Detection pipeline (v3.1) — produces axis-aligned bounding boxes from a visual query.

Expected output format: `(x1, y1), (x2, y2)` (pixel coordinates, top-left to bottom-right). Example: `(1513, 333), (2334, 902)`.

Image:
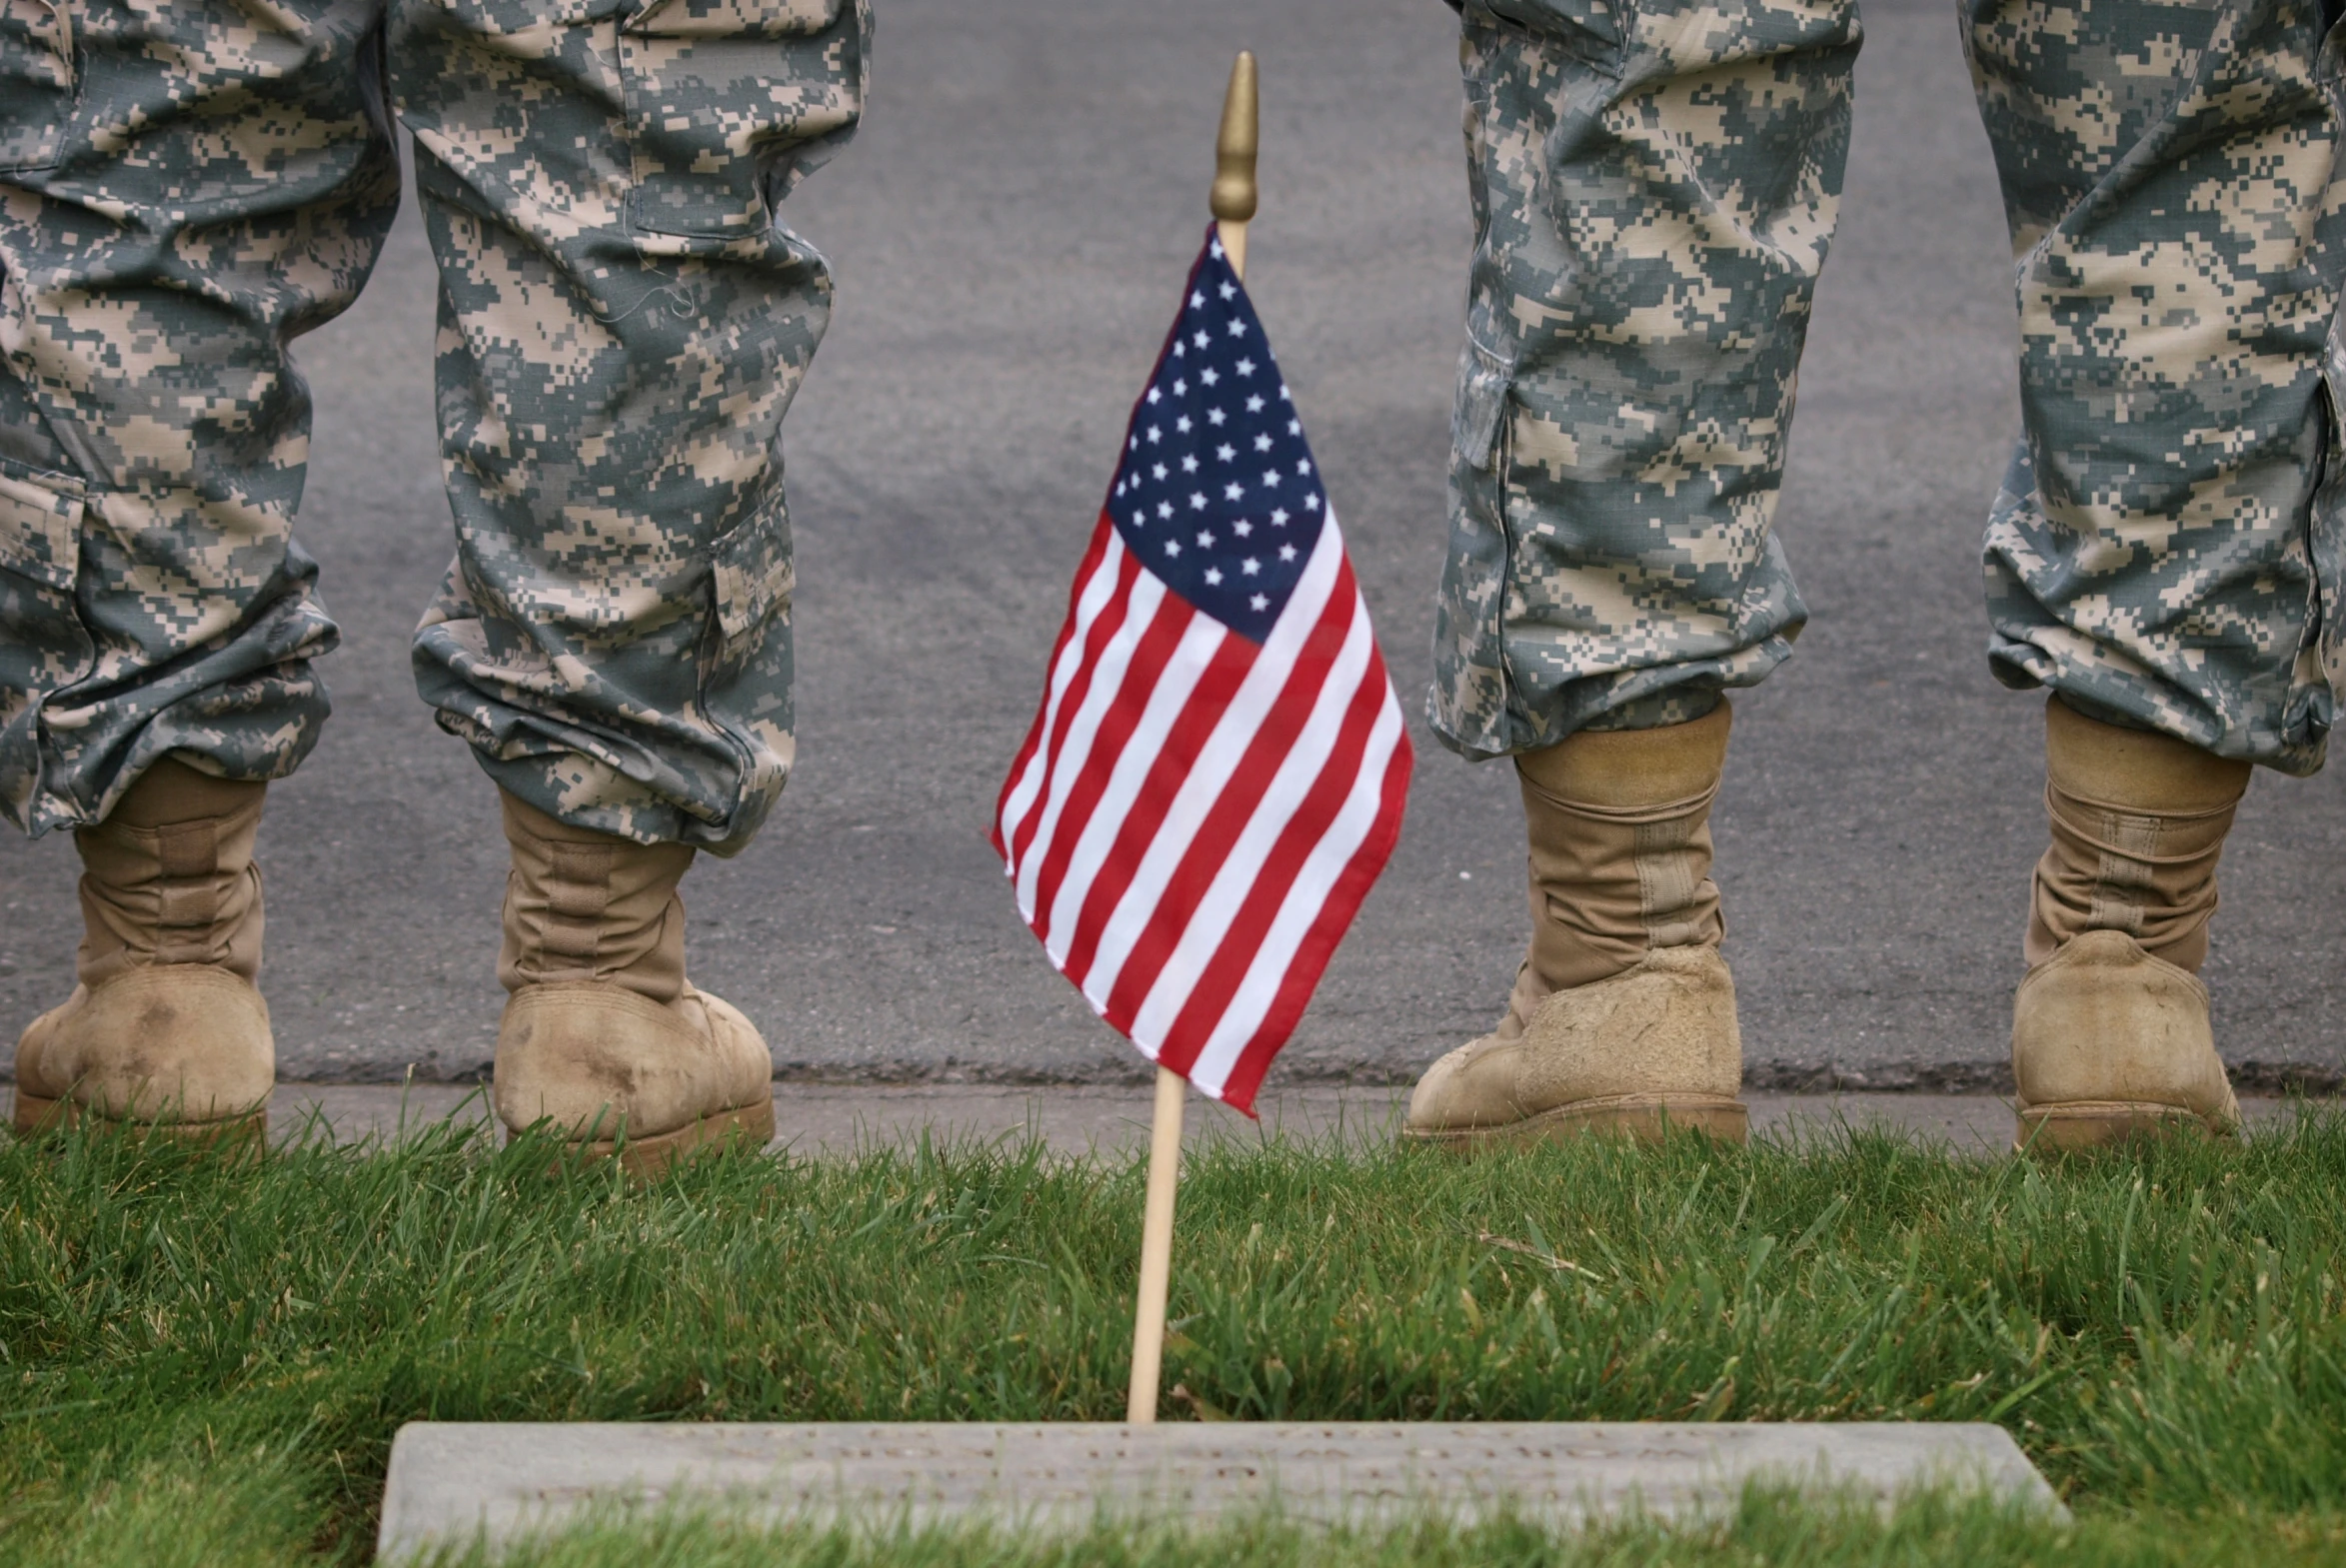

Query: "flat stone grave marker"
(377, 1420), (2063, 1559)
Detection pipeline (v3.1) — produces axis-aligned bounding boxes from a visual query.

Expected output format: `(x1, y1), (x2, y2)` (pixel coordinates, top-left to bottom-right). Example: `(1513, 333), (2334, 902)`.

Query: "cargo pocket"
(0, 0), (76, 171)
(708, 496), (793, 663)
(1454, 334), (1512, 475)
(0, 458), (96, 731)
(620, 0), (867, 239)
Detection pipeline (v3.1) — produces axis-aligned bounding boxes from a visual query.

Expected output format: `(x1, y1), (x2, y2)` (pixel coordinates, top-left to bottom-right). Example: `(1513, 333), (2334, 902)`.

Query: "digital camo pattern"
(0, 0), (867, 847)
(0, 0), (398, 834)
(402, 0), (868, 850)
(1966, 0), (2346, 775)
(1431, 0), (1861, 759)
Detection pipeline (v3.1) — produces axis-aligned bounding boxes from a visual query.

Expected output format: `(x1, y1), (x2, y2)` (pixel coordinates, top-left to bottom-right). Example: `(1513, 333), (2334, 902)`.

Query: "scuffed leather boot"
(2012, 698), (2248, 1150)
(14, 759), (274, 1142)
(1406, 702), (1745, 1147)
(491, 791), (774, 1173)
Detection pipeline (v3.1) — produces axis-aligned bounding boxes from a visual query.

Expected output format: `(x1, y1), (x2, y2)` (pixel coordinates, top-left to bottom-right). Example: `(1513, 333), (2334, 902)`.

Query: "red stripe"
(991, 517), (1113, 860)
(1055, 629), (1255, 986)
(1214, 720), (1413, 1114)
(1153, 638), (1388, 1079)
(1005, 535), (1143, 872)
(1026, 592), (1200, 943)
(1098, 583), (1361, 1037)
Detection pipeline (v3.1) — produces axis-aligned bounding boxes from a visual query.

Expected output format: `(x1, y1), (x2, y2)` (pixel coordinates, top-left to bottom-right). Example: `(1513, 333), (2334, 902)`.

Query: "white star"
(1241, 557), (1260, 576)
(1253, 435), (1272, 452)
(1226, 319), (1246, 338)
(1279, 383), (1291, 401)
(1277, 543), (1297, 562)
(1173, 379), (1187, 397)
(1146, 387), (1162, 405)
(1196, 530), (1215, 548)
(1200, 368), (1220, 387)
(1215, 444), (1235, 462)
(1165, 539), (1181, 557)
(1217, 281), (1236, 300)
(1235, 358), (1255, 377)
(1270, 508), (1290, 527)
(1224, 482), (1244, 501)
(1152, 463), (1168, 481)
(1181, 455), (1199, 474)
(1245, 395), (1264, 413)
(1249, 593), (1268, 611)
(1203, 567), (1223, 586)
(1175, 415), (1192, 434)
(1130, 436), (1140, 451)
(1158, 501), (1174, 520)
(1115, 480), (1126, 498)
(1190, 493), (1207, 510)
(1206, 407), (1226, 426)
(1261, 470), (1281, 488)
(1297, 459), (1313, 475)
(1172, 341), (1184, 359)
(1190, 290), (1204, 308)
(1287, 419), (1301, 435)
(1304, 493), (1321, 510)
(1232, 520), (1253, 538)
(1131, 511), (1144, 527)
(1192, 330), (1209, 349)
(1209, 238), (1223, 259)
(1147, 426), (1162, 444)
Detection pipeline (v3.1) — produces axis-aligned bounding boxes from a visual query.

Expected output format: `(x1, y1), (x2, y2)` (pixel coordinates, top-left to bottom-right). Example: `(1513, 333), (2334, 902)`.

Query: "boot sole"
(10, 1088), (267, 1150)
(1405, 1093), (1748, 1151)
(531, 1096), (778, 1177)
(2015, 1101), (2232, 1153)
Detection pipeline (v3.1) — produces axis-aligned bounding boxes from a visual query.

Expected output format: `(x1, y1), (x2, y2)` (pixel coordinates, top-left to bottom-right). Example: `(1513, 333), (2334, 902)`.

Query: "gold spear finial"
(1210, 50), (1258, 280)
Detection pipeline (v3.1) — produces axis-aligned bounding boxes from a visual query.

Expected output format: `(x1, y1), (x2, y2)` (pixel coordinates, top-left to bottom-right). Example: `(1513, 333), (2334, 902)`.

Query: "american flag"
(992, 229), (1412, 1114)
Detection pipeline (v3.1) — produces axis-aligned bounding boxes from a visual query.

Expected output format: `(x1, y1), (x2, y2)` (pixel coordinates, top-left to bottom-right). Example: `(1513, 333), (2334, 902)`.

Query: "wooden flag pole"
(1126, 49), (1257, 1430)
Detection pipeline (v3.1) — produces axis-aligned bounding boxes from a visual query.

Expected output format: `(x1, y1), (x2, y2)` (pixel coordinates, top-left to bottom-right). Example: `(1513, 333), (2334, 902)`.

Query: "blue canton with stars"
(1108, 230), (1326, 645)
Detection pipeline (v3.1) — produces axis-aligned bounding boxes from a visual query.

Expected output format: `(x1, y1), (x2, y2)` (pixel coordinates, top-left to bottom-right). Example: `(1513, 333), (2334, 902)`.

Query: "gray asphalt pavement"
(3, 0), (2340, 1092)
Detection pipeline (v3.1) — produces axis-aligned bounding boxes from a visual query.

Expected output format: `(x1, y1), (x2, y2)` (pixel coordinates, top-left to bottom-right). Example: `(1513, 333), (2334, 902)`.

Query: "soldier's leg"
(388, 0), (869, 1168)
(1966, 0), (2345, 1146)
(1407, 0), (1860, 1147)
(2, 0), (398, 1135)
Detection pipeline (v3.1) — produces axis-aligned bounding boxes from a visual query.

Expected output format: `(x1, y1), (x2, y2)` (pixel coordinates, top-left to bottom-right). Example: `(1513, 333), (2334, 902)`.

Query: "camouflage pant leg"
(395, 0), (869, 852)
(1430, 0), (1861, 761)
(0, 0), (398, 835)
(1966, 0), (2346, 773)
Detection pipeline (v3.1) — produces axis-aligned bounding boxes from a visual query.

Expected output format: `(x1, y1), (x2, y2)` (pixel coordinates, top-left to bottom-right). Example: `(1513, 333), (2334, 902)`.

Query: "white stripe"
(1041, 611), (1227, 963)
(998, 530), (1129, 862)
(1013, 567), (1169, 921)
(1125, 592), (1376, 1053)
(1187, 679), (1406, 1098)
(1077, 519), (1347, 1010)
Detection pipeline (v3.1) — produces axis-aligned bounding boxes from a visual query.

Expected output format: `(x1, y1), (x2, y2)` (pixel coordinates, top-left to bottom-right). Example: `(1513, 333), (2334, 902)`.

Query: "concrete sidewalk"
(6, 1085), (2307, 1158)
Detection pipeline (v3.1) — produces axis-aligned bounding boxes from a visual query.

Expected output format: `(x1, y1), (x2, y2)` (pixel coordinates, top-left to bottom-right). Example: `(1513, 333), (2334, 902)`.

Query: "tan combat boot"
(13, 759), (274, 1142)
(1405, 702), (1745, 1147)
(2012, 698), (2248, 1150)
(491, 792), (775, 1173)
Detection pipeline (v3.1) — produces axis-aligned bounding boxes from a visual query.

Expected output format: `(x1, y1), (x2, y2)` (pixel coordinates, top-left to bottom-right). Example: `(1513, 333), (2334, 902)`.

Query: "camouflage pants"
(0, 0), (868, 847)
(1435, 0), (2346, 775)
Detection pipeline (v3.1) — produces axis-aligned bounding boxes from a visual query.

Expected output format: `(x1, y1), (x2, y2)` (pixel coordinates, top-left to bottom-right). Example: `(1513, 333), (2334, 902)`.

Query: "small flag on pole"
(992, 226), (1411, 1115)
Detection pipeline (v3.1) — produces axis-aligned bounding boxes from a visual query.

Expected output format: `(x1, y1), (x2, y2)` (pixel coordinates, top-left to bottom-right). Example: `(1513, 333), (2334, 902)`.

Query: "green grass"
(1, 1102), (2342, 1564)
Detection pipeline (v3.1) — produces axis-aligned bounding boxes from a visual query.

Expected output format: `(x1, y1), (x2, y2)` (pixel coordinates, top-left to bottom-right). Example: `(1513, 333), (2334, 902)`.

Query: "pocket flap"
(628, 0), (839, 37)
(0, 466), (82, 591)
